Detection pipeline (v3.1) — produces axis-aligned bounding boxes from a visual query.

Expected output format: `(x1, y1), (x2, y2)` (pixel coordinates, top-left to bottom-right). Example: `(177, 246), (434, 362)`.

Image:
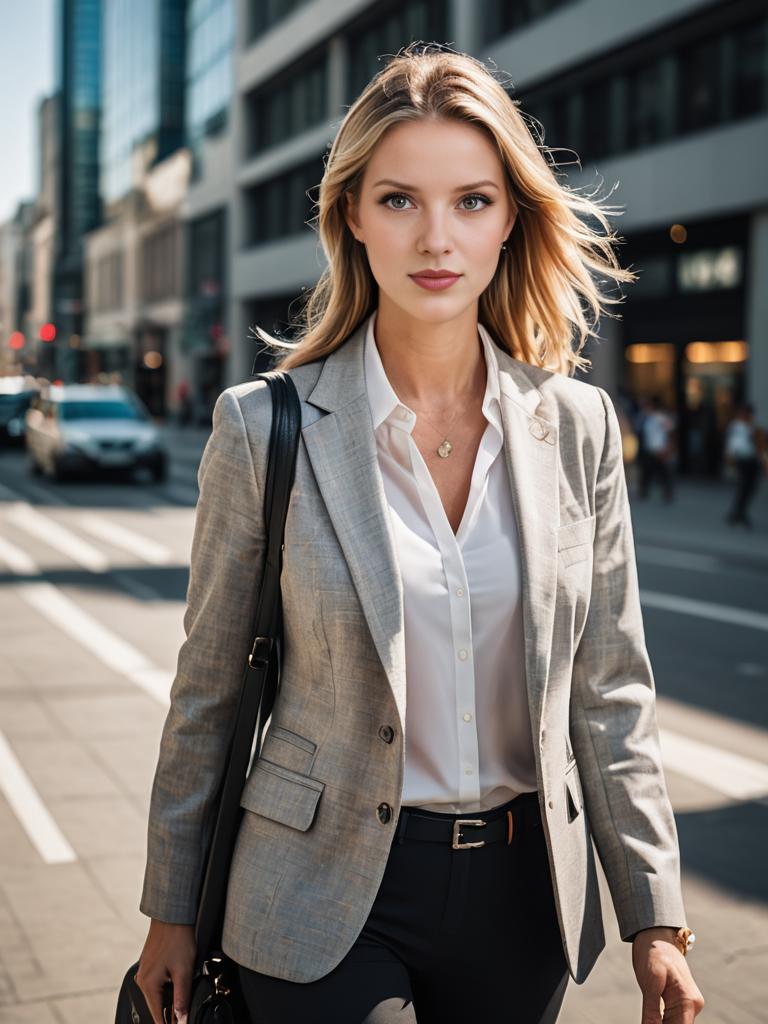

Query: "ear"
(505, 201), (519, 239)
(343, 190), (362, 242)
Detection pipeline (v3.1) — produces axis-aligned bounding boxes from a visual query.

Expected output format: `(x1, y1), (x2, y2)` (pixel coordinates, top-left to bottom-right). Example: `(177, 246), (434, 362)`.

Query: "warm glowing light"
(40, 322), (57, 342)
(625, 343), (676, 364)
(9, 331), (25, 350)
(143, 350), (163, 369)
(670, 224), (687, 244)
(685, 341), (748, 363)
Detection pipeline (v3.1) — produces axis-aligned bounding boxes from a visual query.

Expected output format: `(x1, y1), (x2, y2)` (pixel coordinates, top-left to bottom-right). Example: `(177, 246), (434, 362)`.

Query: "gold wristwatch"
(675, 926), (695, 957)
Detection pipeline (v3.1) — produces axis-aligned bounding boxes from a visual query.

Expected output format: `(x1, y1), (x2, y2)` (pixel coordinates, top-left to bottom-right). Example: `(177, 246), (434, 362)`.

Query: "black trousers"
(237, 790), (570, 1023)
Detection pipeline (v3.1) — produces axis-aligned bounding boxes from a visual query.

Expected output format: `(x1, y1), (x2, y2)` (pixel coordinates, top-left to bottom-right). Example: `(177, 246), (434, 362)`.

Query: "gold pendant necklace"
(412, 405), (463, 458)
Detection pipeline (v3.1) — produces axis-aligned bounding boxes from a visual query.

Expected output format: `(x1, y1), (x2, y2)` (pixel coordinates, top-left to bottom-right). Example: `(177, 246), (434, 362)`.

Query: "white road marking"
(5, 502), (110, 573)
(0, 533), (37, 575)
(78, 514), (174, 564)
(640, 589), (768, 632)
(659, 728), (768, 803)
(0, 728), (77, 864)
(19, 581), (172, 705)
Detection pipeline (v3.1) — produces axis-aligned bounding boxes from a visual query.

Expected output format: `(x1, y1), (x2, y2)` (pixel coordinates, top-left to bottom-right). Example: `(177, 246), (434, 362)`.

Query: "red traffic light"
(40, 322), (57, 342)
(9, 331), (25, 350)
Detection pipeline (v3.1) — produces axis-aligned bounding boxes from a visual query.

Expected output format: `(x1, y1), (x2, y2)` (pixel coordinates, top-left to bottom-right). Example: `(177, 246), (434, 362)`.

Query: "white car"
(25, 384), (168, 482)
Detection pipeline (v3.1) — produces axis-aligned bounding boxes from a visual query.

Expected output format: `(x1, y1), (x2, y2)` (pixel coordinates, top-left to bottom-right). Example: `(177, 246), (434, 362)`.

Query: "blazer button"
(378, 724), (395, 743)
(377, 802), (393, 824)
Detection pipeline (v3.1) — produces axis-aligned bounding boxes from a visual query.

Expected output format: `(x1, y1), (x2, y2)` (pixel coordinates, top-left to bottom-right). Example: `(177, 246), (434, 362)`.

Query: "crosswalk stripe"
(0, 728), (77, 864)
(659, 728), (768, 803)
(640, 589), (768, 632)
(5, 502), (110, 573)
(78, 514), (174, 564)
(19, 581), (172, 705)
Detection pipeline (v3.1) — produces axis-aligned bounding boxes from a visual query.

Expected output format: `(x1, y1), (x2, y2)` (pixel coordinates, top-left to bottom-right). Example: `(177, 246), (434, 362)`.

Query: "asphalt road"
(0, 432), (766, 1023)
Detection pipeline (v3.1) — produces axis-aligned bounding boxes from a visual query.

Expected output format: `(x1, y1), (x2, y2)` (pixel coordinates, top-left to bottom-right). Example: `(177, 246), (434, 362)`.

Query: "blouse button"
(463, 713), (472, 722)
(456, 587), (464, 597)
(458, 649), (468, 661)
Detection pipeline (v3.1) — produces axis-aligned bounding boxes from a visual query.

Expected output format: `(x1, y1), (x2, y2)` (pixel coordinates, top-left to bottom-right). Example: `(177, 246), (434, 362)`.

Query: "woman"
(136, 44), (704, 1024)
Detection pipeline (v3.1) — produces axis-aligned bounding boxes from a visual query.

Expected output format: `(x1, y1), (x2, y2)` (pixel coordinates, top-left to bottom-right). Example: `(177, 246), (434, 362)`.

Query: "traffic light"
(40, 323), (57, 342)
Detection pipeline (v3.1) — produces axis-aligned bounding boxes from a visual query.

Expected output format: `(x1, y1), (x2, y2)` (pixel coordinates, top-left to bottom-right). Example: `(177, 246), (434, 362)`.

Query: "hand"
(632, 927), (704, 1022)
(135, 919), (197, 1024)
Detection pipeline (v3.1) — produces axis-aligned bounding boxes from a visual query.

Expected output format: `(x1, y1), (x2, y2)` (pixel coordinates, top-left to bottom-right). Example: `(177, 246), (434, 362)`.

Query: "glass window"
(581, 79), (613, 159)
(678, 36), (721, 133)
(731, 18), (768, 118)
(627, 60), (666, 149)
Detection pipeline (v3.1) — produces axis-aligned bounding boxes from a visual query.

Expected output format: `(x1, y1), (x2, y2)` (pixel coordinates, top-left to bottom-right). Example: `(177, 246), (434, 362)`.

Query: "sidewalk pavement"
(626, 465), (768, 565)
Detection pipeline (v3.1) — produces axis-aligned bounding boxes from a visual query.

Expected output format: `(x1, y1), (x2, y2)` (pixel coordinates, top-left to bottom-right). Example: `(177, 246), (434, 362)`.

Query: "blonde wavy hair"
(253, 41), (637, 377)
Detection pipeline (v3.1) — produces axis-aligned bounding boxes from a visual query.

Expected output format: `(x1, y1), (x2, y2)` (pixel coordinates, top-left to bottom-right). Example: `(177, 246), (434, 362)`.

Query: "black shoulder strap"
(194, 370), (301, 962)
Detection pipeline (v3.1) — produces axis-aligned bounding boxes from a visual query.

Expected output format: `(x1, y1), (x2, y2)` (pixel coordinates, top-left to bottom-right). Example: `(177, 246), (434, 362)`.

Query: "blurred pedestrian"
(176, 378), (191, 426)
(723, 402), (768, 529)
(637, 395), (676, 503)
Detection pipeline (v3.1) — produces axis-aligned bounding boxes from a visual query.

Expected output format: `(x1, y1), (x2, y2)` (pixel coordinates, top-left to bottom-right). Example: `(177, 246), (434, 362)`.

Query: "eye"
(460, 194), (493, 211)
(378, 192), (493, 212)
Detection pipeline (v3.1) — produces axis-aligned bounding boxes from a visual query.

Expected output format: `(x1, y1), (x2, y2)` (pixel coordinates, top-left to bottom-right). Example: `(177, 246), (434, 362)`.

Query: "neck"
(372, 303), (486, 410)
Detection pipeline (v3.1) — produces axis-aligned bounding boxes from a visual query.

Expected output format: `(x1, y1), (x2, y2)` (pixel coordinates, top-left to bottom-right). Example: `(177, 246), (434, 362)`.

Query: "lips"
(410, 271), (461, 279)
(409, 272), (462, 292)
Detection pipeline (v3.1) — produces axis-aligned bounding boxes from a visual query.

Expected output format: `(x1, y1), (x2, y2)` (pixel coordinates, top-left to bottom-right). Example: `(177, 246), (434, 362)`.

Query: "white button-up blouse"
(363, 310), (538, 813)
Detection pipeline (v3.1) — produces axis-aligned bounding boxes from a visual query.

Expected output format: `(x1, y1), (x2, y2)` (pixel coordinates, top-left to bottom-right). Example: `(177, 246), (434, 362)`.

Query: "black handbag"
(115, 370), (302, 1023)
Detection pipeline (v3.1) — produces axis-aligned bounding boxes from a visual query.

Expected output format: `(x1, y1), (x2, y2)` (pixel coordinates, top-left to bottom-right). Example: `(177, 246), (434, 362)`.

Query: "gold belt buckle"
(452, 818), (486, 849)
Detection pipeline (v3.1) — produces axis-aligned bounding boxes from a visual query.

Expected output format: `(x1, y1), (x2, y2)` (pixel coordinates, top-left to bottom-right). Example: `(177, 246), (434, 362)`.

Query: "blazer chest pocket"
(240, 759), (325, 832)
(259, 724), (318, 775)
(557, 515), (596, 569)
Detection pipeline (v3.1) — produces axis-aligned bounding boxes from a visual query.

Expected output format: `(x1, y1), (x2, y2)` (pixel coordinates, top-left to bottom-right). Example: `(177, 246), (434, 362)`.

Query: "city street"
(0, 432), (766, 1022)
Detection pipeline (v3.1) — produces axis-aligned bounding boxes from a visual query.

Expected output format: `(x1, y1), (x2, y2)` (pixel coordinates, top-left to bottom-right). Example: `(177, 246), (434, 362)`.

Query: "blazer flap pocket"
(240, 759), (325, 832)
(557, 515), (596, 551)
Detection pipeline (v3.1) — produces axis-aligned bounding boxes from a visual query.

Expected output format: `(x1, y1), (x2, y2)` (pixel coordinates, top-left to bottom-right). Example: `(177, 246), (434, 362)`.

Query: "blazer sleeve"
(139, 386), (267, 924)
(568, 385), (688, 942)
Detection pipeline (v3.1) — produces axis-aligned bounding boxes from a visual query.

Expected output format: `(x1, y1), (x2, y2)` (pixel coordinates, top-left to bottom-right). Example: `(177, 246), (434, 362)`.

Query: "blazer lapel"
(302, 320), (408, 730)
(301, 318), (560, 744)
(496, 350), (560, 744)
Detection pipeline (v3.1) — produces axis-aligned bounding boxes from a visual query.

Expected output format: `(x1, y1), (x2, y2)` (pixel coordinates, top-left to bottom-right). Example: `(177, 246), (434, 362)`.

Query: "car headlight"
(61, 431), (92, 451)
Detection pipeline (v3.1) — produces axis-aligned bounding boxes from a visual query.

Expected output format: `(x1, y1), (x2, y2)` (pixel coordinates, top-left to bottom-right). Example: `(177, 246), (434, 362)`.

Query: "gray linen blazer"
(139, 316), (687, 985)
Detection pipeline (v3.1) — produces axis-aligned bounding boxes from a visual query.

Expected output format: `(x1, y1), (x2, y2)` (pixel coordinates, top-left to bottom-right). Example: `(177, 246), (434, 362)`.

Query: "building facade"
(83, 0), (188, 413)
(488, 0), (768, 475)
(180, 0), (235, 424)
(51, 0), (102, 381)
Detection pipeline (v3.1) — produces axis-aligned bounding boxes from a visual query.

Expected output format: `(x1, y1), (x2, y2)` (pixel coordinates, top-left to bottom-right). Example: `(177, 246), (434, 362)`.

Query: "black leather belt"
(395, 790), (540, 849)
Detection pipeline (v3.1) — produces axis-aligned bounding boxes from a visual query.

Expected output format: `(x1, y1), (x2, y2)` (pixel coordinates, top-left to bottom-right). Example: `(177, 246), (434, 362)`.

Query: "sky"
(0, 0), (55, 223)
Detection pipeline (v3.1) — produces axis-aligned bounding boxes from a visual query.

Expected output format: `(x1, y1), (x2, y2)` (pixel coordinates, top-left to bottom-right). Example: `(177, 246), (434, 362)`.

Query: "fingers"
(134, 966), (169, 1024)
(640, 993), (663, 1024)
(169, 964), (193, 1024)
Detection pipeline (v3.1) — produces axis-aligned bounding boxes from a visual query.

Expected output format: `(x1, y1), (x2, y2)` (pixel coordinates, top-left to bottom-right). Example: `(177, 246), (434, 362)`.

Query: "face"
(344, 118), (517, 325)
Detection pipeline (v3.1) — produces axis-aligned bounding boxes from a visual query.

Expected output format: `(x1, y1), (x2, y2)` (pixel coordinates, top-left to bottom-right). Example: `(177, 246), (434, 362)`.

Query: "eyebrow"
(372, 178), (500, 192)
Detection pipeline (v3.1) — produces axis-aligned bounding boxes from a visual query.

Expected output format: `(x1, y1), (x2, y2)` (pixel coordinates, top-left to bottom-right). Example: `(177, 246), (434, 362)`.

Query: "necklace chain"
(406, 385), (482, 459)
